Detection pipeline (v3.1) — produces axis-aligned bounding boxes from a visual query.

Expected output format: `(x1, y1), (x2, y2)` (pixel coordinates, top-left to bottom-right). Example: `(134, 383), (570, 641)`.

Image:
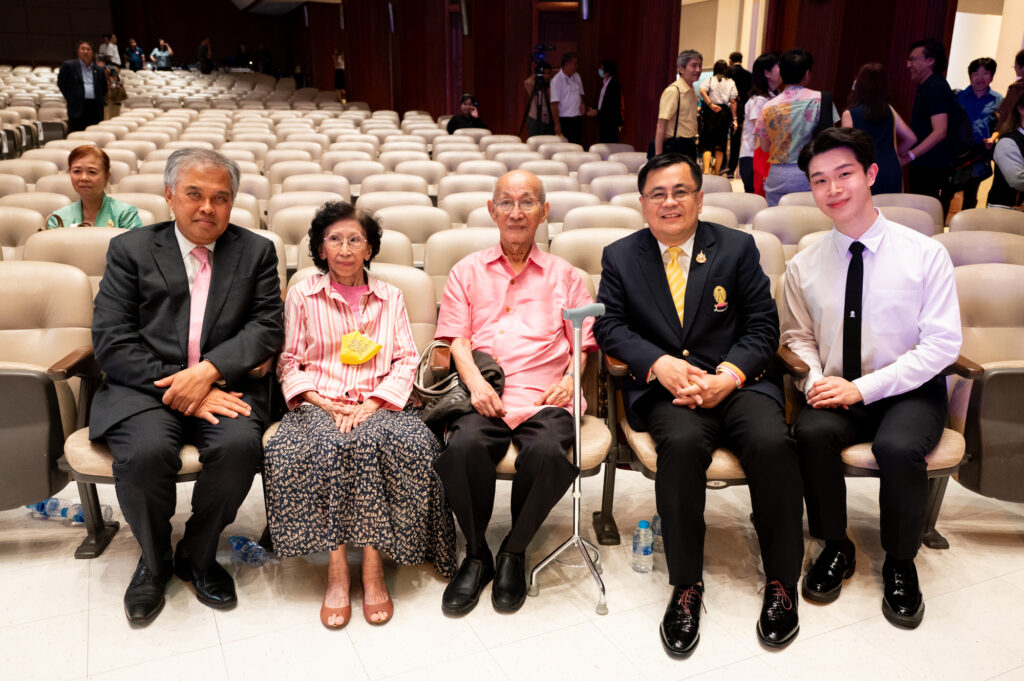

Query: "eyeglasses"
(324, 234), (368, 250)
(494, 198), (540, 213)
(642, 187), (697, 204)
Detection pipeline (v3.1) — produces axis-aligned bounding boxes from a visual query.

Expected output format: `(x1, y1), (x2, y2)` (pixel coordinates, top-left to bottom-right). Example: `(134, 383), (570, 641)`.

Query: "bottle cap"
(638, 520), (650, 529)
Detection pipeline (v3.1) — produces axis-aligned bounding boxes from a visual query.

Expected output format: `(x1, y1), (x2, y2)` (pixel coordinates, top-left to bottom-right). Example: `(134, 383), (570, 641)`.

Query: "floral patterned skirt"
(264, 404), (456, 578)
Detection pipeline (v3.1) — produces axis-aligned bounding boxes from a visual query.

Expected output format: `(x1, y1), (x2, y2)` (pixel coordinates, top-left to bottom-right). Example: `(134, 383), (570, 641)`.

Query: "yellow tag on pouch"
(338, 330), (382, 364)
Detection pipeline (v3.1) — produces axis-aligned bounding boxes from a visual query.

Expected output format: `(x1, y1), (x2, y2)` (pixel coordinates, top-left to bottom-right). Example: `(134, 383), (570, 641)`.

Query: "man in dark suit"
(57, 41), (107, 133)
(90, 148), (284, 625)
(588, 58), (623, 143)
(727, 52), (752, 178)
(593, 153), (803, 656)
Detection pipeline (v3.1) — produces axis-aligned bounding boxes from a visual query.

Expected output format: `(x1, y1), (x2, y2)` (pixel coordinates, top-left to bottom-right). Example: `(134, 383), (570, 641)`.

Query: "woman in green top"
(47, 145), (143, 229)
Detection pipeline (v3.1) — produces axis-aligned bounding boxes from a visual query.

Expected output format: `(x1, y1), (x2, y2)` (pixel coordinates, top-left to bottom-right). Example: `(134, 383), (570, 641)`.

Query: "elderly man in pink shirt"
(434, 169), (597, 616)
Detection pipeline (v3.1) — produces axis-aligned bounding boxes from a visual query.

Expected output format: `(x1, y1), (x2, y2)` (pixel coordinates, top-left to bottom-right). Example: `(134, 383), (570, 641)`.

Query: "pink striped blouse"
(278, 271), (418, 411)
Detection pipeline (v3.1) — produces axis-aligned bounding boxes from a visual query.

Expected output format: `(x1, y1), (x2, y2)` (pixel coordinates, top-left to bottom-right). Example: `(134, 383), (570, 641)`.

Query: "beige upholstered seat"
(752, 205), (833, 260)
(360, 173), (429, 196)
(268, 161), (323, 191)
(526, 135), (564, 151)
(552, 151), (602, 172)
(32, 175), (77, 200)
(577, 161), (629, 189)
(0, 173), (28, 198)
(1, 261), (94, 511)
(777, 191), (815, 207)
(561, 205), (643, 232)
(438, 191), (493, 226)
(0, 192), (72, 220)
(622, 421), (746, 483)
(494, 151), (545, 170)
(479, 135), (523, 151)
(874, 192), (944, 231)
(933, 231), (1024, 266)
(264, 149), (314, 170)
(267, 190), (346, 226)
(116, 173), (167, 195)
(423, 227), (501, 301)
(394, 160), (447, 190)
(280, 174), (352, 201)
(749, 229), (786, 298)
(229, 207), (259, 230)
(484, 142), (531, 160)
(321, 149), (374, 169)
(272, 205), (319, 268)
(608, 151), (648, 173)
(22, 227), (125, 296)
(437, 174), (497, 200)
(545, 190), (602, 236)
(0, 206), (46, 261)
(609, 192), (642, 213)
(454, 160), (507, 178)
(538, 175), (580, 193)
(588, 174), (639, 203)
(840, 430), (965, 471)
(701, 192), (767, 229)
(699, 205), (739, 231)
(518, 160), (570, 177)
(538, 142), (584, 159)
(373, 205), (453, 267)
(700, 174), (732, 193)
(549, 227), (636, 291)
(331, 160), (385, 194)
(949, 207), (1024, 236)
(796, 230), (829, 253)
(0, 159), (60, 185)
(435, 151), (486, 171)
(20, 148), (71, 171)
(884, 206), (940, 236)
(379, 150), (431, 172)
(355, 191), (432, 216)
(589, 143), (634, 160)
(242, 228), (288, 293)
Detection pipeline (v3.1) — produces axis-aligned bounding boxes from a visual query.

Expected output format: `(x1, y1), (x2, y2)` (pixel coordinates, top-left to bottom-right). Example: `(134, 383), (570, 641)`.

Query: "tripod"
(518, 67), (555, 138)
(527, 302), (608, 615)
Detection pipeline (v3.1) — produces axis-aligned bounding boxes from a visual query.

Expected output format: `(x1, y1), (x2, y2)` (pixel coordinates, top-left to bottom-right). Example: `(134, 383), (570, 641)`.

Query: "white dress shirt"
(174, 224), (217, 294)
(550, 70), (584, 118)
(781, 210), (962, 404)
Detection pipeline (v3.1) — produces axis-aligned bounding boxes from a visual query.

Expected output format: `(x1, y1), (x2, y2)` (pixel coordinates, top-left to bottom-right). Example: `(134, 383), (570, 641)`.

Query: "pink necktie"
(187, 246), (211, 367)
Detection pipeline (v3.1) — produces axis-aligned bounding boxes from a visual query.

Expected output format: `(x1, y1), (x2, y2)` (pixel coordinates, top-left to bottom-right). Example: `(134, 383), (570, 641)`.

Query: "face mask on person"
(598, 68), (605, 78)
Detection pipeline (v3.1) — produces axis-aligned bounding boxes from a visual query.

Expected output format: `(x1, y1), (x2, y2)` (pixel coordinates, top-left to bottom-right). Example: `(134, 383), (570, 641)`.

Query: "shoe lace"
(760, 579), (793, 611)
(676, 586), (707, 616)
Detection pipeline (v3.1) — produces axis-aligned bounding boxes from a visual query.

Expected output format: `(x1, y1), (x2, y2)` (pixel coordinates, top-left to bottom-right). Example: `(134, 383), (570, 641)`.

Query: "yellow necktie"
(665, 246), (686, 325)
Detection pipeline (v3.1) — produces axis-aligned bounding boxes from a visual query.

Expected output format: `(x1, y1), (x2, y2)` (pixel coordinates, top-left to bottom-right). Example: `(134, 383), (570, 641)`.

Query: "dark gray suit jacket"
(89, 221), (284, 437)
(593, 222), (781, 431)
(57, 58), (107, 119)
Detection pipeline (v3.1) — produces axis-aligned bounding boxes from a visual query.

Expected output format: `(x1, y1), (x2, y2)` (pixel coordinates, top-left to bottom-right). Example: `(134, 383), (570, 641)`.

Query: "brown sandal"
(320, 600), (351, 629)
(363, 590), (394, 625)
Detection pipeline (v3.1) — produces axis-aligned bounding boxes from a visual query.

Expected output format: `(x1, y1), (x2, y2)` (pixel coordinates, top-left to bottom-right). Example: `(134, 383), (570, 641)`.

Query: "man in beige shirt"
(653, 49), (703, 158)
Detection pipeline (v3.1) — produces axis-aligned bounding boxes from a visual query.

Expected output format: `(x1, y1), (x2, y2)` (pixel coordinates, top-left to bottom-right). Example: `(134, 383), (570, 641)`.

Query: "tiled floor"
(2, 468), (1024, 681)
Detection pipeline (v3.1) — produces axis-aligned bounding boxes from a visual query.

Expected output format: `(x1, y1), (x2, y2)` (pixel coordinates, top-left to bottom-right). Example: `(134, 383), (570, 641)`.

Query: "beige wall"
(679, 0), (717, 66)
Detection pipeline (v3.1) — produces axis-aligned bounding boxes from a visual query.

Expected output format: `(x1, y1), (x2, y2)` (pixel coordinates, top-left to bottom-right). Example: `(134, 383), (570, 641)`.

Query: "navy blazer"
(89, 221), (284, 437)
(593, 222), (781, 431)
(57, 58), (107, 119)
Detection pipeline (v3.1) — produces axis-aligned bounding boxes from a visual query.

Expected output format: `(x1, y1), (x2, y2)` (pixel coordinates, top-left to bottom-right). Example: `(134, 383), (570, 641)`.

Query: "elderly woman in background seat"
(264, 201), (455, 630)
(47, 145), (142, 229)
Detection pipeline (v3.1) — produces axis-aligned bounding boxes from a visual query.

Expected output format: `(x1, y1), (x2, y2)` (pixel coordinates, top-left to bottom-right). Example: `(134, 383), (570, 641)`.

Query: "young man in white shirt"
(549, 52), (585, 144)
(782, 127), (962, 629)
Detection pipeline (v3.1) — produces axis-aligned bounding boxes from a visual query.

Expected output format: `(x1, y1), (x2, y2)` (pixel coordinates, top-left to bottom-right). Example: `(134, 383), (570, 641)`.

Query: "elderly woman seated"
(264, 201), (455, 629)
(47, 145), (142, 229)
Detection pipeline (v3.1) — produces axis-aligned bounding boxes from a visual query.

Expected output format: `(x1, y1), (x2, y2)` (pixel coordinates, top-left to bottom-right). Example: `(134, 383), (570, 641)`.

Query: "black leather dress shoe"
(492, 551), (527, 612)
(441, 556), (494, 616)
(757, 580), (800, 647)
(882, 558), (924, 628)
(802, 539), (856, 603)
(124, 557), (171, 625)
(660, 584), (704, 658)
(174, 545), (237, 609)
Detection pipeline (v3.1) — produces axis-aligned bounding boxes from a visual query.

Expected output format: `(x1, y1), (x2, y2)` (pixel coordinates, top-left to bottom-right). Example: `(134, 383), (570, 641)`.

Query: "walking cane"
(527, 302), (608, 615)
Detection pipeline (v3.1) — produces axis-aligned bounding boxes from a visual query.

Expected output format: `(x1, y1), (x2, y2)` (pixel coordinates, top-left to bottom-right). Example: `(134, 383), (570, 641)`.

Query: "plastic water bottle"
(652, 514), (664, 552)
(632, 520), (654, 573)
(58, 503), (114, 524)
(25, 498), (60, 519)
(229, 535), (270, 567)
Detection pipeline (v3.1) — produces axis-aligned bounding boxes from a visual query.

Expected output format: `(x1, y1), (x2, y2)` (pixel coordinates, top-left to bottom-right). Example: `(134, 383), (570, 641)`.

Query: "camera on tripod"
(532, 44), (554, 78)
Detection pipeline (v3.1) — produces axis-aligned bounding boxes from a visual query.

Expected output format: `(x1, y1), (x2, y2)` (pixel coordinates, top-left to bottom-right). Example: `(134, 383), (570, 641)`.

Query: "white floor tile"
(220, 621), (369, 681)
(378, 650), (508, 681)
(0, 610), (88, 681)
(0, 558), (90, 628)
(87, 645), (228, 681)
(490, 621), (641, 681)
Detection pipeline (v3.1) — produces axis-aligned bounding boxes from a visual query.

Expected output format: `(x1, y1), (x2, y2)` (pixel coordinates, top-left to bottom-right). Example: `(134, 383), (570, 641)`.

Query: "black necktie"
(843, 242), (865, 381)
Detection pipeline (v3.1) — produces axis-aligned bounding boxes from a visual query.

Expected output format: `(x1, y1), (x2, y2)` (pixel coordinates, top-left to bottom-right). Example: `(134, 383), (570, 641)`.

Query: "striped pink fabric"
(278, 271), (418, 411)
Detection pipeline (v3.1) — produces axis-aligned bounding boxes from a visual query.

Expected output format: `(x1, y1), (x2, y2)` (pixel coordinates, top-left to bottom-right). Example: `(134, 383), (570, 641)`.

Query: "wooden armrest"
(777, 346), (809, 378)
(945, 355), (984, 379)
(47, 345), (97, 380)
(248, 356), (274, 379)
(429, 346), (451, 374)
(604, 353), (628, 377)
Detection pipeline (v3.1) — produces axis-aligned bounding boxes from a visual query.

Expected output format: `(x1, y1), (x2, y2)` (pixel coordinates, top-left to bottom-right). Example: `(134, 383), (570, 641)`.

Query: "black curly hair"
(308, 201), (382, 273)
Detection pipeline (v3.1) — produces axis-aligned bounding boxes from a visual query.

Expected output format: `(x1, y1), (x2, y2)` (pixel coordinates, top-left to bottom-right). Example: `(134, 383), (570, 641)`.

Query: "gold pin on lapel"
(695, 251), (707, 264)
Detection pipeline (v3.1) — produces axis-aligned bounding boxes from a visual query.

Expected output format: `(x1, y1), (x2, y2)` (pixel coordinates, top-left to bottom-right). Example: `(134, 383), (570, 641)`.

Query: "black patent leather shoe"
(882, 558), (924, 628)
(802, 539), (856, 603)
(174, 545), (237, 609)
(124, 557), (171, 625)
(660, 584), (704, 658)
(441, 556), (495, 616)
(757, 580), (800, 648)
(492, 551), (527, 613)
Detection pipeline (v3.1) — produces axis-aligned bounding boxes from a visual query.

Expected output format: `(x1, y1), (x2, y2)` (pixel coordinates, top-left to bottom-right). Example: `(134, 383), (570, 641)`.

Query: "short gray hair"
(164, 148), (241, 198)
(677, 49), (703, 69)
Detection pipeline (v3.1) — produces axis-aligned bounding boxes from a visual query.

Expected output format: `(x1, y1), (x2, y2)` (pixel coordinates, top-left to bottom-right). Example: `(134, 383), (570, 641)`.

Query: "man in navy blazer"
(57, 41), (107, 132)
(594, 153), (803, 656)
(90, 148), (283, 624)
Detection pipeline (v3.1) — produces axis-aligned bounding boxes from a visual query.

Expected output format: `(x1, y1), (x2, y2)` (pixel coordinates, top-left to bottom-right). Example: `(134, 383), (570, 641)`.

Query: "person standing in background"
(333, 49), (346, 102)
(198, 38), (213, 75)
(956, 58), (1002, 209)
(653, 49), (702, 158)
(841, 63), (917, 195)
(727, 52), (752, 179)
(902, 38), (954, 218)
(124, 38), (144, 72)
(589, 58), (623, 143)
(739, 52), (780, 195)
(57, 41), (107, 133)
(550, 52), (586, 144)
(150, 39), (174, 70)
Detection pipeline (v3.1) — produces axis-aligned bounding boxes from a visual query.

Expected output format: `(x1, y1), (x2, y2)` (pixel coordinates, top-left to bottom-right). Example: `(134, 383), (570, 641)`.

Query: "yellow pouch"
(338, 330), (382, 364)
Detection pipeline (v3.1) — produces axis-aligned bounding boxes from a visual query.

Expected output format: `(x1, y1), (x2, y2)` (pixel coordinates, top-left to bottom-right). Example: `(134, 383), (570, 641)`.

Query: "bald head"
(493, 169), (546, 205)
(488, 169), (549, 254)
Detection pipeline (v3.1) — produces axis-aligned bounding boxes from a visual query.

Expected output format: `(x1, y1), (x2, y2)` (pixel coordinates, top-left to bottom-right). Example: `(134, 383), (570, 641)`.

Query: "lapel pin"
(695, 251), (707, 264)
(713, 285), (728, 312)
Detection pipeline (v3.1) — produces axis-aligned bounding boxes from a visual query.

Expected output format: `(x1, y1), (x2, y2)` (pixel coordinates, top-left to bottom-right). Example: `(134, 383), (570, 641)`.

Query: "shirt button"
(682, 349), (690, 357)
(498, 330), (504, 334)
(505, 306), (511, 312)
(510, 279), (515, 285)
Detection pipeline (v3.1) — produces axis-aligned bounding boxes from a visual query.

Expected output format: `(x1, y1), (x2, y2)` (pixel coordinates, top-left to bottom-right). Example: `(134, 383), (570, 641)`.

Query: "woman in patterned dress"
(264, 201), (455, 629)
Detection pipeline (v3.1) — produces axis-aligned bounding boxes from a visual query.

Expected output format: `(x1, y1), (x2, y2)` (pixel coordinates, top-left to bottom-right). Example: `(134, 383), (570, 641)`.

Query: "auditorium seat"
(271, 204), (318, 268)
(485, 142), (531, 160)
(355, 191), (432, 217)
(373, 205), (453, 267)
(525, 134), (564, 152)
(109, 193), (172, 223)
(267, 190), (346, 227)
(698, 205), (740, 230)
(589, 143), (634, 159)
(752, 205), (833, 260)
(949, 207), (1024, 236)
(518, 160), (570, 176)
(607, 151), (648, 173)
(438, 174), (497, 200)
(0, 206), (45, 260)
(494, 151), (545, 170)
(700, 174), (733, 193)
(331, 160), (385, 195)
(538, 142), (584, 159)
(379, 150), (430, 172)
(874, 192), (945, 231)
(545, 190), (601, 236)
(277, 140), (324, 162)
(0, 159), (59, 187)
(423, 227), (501, 301)
(479, 135), (523, 151)
(20, 148), (69, 171)
(577, 161), (629, 191)
(438, 191), (492, 227)
(588, 174), (639, 203)
(116, 173), (166, 195)
(882, 206), (940, 236)
(454, 159), (507, 178)
(360, 173), (429, 196)
(552, 151), (601, 172)
(0, 173), (27, 198)
(537, 175), (580, 193)
(394, 160), (447, 194)
(701, 191), (767, 230)
(561, 205), (642, 232)
(280, 174), (352, 201)
(0, 192), (71, 220)
(933, 231), (1024, 266)
(33, 175), (77, 200)
(22, 227), (124, 296)
(549, 226), (636, 290)
(609, 192), (642, 213)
